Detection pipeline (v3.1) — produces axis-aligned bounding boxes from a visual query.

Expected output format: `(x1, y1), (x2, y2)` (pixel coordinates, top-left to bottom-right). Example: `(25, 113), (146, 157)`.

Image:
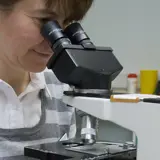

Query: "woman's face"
(0, 0), (64, 72)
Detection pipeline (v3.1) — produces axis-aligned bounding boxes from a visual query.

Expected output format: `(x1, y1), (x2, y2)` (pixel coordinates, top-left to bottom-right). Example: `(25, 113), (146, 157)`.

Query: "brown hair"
(0, 0), (94, 25)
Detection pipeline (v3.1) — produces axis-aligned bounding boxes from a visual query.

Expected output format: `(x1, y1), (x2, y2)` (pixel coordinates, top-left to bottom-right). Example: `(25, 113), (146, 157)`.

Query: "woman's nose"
(34, 39), (53, 54)
(40, 40), (53, 53)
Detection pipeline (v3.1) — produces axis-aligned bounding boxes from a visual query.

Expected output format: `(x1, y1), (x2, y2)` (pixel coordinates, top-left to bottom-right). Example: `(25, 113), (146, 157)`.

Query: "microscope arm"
(63, 95), (160, 160)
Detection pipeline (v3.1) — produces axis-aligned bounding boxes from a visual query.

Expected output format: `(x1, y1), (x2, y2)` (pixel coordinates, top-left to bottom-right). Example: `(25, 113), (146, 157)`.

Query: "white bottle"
(127, 73), (138, 94)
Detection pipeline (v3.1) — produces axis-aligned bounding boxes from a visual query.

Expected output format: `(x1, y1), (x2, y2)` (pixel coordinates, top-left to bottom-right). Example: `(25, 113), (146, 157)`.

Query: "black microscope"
(24, 21), (136, 160)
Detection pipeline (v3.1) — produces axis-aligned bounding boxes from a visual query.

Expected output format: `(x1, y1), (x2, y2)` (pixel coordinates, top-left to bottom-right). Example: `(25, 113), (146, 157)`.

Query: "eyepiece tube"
(41, 20), (71, 50)
(64, 22), (93, 45)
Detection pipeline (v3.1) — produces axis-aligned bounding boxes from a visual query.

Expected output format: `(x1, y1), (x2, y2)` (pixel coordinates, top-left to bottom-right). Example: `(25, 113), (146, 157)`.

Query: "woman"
(0, 0), (93, 159)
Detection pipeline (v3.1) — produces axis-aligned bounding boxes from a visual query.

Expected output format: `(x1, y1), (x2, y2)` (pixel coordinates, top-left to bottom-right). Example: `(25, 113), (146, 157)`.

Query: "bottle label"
(127, 78), (137, 93)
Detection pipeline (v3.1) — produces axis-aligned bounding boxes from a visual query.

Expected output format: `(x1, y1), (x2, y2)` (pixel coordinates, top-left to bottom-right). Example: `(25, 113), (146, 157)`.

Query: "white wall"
(82, 0), (160, 75)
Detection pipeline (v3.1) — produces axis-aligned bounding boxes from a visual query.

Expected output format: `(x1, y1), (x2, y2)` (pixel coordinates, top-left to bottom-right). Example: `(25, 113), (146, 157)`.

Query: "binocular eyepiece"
(41, 20), (93, 49)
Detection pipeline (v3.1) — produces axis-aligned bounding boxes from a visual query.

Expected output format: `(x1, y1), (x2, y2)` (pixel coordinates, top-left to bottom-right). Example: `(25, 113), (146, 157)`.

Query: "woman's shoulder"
(43, 68), (61, 85)
(42, 68), (70, 99)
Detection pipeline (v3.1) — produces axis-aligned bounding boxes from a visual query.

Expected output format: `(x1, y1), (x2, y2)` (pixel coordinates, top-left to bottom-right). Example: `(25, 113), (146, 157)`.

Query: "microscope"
(24, 20), (159, 160)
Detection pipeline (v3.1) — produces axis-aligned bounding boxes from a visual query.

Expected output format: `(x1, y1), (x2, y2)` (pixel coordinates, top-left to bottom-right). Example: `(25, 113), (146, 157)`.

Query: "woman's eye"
(32, 17), (49, 27)
(39, 18), (50, 24)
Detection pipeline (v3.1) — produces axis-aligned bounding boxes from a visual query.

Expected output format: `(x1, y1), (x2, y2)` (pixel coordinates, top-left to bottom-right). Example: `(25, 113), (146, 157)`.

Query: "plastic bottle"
(127, 73), (138, 94)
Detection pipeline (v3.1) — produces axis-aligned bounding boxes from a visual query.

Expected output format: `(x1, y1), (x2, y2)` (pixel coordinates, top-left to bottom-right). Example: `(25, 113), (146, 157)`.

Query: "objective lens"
(81, 115), (97, 145)
(64, 22), (92, 45)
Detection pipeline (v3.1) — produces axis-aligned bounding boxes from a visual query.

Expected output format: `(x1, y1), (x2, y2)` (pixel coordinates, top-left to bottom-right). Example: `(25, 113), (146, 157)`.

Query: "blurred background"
(76, 0), (160, 143)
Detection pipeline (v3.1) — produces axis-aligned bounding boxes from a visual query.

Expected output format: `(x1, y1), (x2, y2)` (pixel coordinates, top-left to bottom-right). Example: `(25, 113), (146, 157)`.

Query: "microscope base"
(24, 141), (136, 160)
